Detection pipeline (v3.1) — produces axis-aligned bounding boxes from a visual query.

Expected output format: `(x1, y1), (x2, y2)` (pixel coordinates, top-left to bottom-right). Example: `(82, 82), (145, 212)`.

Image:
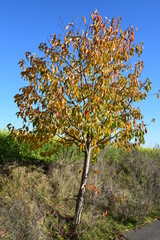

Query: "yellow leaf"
(120, 29), (123, 35)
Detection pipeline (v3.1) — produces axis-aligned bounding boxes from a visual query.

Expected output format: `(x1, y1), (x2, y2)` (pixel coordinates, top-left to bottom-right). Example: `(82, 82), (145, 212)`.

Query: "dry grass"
(0, 147), (160, 239)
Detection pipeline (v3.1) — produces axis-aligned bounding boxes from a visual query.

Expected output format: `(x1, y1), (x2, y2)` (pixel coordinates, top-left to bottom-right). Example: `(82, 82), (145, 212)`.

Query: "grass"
(0, 130), (160, 239)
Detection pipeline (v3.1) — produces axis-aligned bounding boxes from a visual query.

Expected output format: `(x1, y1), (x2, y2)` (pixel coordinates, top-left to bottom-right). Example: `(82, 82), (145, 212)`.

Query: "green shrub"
(0, 130), (84, 165)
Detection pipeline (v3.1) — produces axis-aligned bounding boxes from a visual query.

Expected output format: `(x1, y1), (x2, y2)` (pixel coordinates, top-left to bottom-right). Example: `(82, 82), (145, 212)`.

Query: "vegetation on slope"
(0, 131), (160, 239)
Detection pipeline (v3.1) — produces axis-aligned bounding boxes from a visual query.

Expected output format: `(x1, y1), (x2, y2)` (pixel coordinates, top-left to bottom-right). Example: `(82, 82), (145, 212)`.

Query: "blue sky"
(0, 0), (160, 147)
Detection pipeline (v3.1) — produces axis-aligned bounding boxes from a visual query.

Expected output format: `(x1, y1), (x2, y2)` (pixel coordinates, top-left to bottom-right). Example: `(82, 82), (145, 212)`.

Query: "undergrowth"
(0, 130), (160, 239)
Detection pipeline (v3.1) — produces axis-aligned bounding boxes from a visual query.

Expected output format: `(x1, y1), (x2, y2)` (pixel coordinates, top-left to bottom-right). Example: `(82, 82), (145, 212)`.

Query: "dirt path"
(125, 220), (160, 240)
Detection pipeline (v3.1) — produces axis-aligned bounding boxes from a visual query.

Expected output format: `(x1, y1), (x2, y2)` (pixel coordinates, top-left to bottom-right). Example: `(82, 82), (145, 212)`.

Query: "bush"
(85, 147), (160, 224)
(0, 130), (84, 164)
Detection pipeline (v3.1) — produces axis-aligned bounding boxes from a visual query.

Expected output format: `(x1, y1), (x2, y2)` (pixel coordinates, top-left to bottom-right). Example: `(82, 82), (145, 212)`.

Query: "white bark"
(75, 147), (91, 225)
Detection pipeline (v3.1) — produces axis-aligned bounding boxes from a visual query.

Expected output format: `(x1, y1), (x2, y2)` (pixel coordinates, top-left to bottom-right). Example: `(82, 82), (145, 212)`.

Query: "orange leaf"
(84, 110), (90, 119)
(114, 193), (118, 198)
(114, 72), (115, 82)
(103, 211), (108, 217)
(93, 185), (98, 195)
(133, 119), (136, 127)
(83, 16), (86, 25)
(55, 111), (60, 118)
(145, 127), (147, 134)
(131, 32), (135, 41)
(94, 170), (99, 175)
(88, 185), (91, 191)
(111, 18), (114, 28)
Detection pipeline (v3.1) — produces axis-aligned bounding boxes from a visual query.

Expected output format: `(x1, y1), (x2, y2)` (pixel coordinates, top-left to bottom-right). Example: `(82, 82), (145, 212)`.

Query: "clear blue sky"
(0, 0), (160, 147)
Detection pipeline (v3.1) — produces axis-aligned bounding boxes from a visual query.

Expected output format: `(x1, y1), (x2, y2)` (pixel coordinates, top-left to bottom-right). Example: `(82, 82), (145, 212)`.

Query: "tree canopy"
(9, 10), (151, 155)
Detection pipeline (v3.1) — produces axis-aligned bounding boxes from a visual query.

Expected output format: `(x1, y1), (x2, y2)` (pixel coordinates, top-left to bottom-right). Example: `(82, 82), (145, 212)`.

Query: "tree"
(8, 10), (151, 225)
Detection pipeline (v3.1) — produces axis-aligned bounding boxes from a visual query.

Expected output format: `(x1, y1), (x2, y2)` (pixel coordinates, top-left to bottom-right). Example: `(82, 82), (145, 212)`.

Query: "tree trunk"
(75, 146), (91, 225)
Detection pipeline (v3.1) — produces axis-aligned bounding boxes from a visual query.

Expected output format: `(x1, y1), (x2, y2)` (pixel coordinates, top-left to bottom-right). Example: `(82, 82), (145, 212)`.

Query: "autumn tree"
(8, 10), (151, 225)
